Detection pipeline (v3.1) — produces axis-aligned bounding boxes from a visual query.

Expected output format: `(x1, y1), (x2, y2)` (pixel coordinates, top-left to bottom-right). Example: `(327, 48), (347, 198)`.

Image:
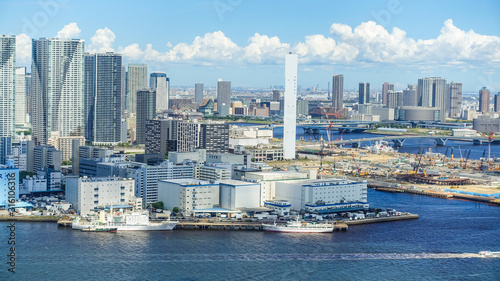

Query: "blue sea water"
(1, 189), (499, 280)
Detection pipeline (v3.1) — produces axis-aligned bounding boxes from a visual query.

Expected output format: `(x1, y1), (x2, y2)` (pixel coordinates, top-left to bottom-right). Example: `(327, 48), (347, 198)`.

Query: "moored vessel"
(262, 219), (333, 233)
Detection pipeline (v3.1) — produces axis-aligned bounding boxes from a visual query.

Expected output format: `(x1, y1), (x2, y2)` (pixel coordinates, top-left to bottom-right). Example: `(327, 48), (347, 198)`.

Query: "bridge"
(330, 135), (494, 148)
(302, 126), (370, 134)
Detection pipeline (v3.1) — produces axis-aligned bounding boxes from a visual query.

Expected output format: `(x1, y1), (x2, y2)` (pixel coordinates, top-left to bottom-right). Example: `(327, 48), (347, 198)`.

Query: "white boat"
(106, 211), (177, 231)
(479, 251), (500, 257)
(262, 219), (333, 233)
(72, 211), (177, 231)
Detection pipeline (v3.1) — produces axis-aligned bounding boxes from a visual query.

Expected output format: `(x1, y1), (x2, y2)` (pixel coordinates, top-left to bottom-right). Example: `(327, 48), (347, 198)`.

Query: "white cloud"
(16, 33), (31, 65)
(118, 43), (144, 61)
(56, 22), (81, 38)
(14, 19), (500, 71)
(87, 27), (116, 53)
(242, 33), (290, 64)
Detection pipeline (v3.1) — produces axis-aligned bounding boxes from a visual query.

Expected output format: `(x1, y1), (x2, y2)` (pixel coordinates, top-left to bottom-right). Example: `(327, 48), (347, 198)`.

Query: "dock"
(57, 217), (74, 227)
(345, 214), (419, 225)
(175, 221), (264, 231)
(369, 184), (500, 206)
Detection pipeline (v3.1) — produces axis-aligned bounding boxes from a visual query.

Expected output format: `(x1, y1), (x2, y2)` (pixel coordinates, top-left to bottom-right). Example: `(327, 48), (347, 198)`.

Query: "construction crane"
(321, 106), (334, 148)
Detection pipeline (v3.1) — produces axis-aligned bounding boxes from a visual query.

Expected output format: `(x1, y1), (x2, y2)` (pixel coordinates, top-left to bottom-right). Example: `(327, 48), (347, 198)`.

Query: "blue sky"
(2, 0), (500, 92)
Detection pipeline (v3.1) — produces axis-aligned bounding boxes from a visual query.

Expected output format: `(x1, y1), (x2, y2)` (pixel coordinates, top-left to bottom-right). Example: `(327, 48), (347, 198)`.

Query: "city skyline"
(1, 0), (499, 91)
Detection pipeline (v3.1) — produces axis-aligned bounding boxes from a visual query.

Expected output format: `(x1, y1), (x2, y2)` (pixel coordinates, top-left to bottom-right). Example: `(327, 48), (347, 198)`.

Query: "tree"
(152, 201), (164, 210)
(172, 207), (179, 213)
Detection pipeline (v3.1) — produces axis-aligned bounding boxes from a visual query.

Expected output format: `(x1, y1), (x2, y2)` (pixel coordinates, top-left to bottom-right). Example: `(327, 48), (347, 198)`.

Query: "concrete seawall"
(345, 214), (419, 225)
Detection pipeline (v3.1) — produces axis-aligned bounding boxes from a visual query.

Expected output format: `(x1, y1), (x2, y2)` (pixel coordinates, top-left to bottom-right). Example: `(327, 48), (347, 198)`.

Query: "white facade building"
(158, 179), (219, 216)
(264, 200), (291, 216)
(66, 176), (136, 216)
(244, 170), (316, 206)
(283, 53), (297, 159)
(275, 178), (368, 213)
(22, 175), (47, 193)
(15, 67), (27, 128)
(123, 161), (195, 204)
(219, 180), (261, 210)
(32, 38), (85, 145)
(0, 35), (15, 138)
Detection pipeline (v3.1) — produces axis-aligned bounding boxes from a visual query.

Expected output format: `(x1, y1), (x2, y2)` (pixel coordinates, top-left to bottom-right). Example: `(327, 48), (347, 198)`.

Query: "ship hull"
(112, 223), (177, 231)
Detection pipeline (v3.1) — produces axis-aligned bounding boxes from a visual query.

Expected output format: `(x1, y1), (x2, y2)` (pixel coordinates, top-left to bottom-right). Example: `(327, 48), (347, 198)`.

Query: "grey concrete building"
(136, 89), (156, 144)
(84, 53), (124, 144)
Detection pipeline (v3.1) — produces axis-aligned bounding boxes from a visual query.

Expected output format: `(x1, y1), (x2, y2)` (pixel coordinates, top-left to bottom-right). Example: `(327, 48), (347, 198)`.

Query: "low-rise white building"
(219, 180), (261, 210)
(22, 175), (48, 193)
(66, 176), (136, 216)
(158, 179), (219, 216)
(275, 178), (368, 213)
(244, 170), (316, 205)
(196, 164), (231, 181)
(264, 200), (291, 216)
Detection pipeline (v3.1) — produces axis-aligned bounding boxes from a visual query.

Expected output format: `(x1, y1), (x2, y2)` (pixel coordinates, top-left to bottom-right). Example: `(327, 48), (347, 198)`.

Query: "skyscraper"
(479, 87), (490, 113)
(449, 82), (462, 117)
(494, 93), (500, 113)
(387, 90), (403, 108)
(402, 84), (417, 106)
(84, 53), (124, 144)
(25, 72), (32, 119)
(127, 63), (147, 115)
(195, 83), (204, 104)
(272, 89), (281, 101)
(136, 89), (156, 144)
(15, 67), (26, 128)
(382, 82), (394, 107)
(200, 123), (229, 153)
(217, 80), (231, 114)
(417, 77), (447, 121)
(32, 37), (85, 145)
(0, 35), (15, 138)
(359, 82), (370, 105)
(284, 53), (297, 160)
(150, 72), (169, 111)
(332, 74), (344, 110)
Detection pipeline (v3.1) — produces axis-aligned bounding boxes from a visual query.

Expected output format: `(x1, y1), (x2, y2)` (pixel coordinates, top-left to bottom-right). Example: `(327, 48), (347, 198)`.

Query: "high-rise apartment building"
(402, 84), (417, 106)
(199, 123), (229, 153)
(15, 67), (27, 128)
(382, 82), (394, 107)
(0, 137), (11, 165)
(417, 77), (447, 121)
(26, 73), (32, 118)
(32, 38), (85, 145)
(332, 74), (344, 111)
(284, 53), (297, 160)
(479, 87), (490, 113)
(34, 145), (62, 172)
(494, 93), (500, 113)
(387, 91), (403, 108)
(150, 72), (169, 111)
(84, 53), (124, 144)
(195, 83), (204, 104)
(136, 89), (156, 144)
(145, 119), (170, 156)
(272, 89), (281, 101)
(127, 63), (147, 115)
(449, 82), (462, 117)
(216, 80), (231, 114)
(0, 35), (15, 138)
(359, 82), (370, 105)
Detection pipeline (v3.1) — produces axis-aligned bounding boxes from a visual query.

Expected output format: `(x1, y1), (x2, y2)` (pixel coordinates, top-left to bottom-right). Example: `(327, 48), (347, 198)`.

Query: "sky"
(1, 0), (500, 92)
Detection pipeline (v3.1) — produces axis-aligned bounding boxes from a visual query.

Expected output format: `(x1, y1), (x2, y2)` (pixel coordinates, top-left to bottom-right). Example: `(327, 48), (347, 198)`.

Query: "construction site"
(269, 120), (500, 206)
